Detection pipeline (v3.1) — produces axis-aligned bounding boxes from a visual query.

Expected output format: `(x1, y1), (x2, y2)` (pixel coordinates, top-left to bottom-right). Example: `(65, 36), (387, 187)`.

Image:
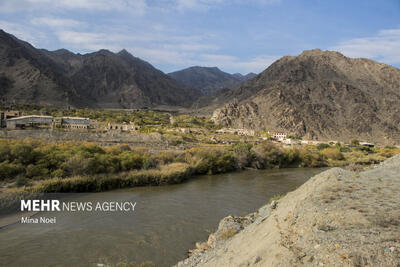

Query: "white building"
(272, 132), (287, 141)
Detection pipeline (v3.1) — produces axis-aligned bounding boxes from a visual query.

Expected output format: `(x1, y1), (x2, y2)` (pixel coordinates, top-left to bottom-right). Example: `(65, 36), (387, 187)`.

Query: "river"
(0, 168), (326, 267)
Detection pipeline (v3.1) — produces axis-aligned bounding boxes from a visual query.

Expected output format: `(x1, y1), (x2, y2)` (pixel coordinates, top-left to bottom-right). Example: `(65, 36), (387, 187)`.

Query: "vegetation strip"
(0, 138), (398, 195)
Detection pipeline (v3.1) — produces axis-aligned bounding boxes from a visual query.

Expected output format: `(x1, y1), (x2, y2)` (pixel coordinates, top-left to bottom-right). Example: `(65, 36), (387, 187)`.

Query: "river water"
(0, 168), (326, 267)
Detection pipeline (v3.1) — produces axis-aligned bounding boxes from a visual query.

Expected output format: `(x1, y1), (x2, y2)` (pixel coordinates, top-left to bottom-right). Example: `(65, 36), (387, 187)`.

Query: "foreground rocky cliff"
(211, 49), (400, 145)
(176, 154), (400, 266)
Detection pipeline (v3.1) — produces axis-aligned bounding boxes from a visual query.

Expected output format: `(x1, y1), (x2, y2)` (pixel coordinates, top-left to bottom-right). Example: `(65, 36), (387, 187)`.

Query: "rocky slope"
(211, 49), (400, 144)
(168, 66), (256, 96)
(176, 154), (400, 267)
(0, 30), (82, 107)
(0, 29), (198, 108)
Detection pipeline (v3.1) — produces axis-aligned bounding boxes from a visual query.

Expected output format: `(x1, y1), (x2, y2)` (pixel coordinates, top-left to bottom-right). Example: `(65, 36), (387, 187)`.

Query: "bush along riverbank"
(0, 138), (399, 194)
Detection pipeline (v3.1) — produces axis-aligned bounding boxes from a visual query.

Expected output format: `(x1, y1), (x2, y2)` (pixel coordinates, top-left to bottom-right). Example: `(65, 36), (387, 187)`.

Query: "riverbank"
(1, 139), (398, 195)
(177, 154), (400, 266)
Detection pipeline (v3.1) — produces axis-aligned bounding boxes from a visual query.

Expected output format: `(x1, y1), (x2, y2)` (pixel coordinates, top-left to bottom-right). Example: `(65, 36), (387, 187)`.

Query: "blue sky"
(0, 0), (399, 74)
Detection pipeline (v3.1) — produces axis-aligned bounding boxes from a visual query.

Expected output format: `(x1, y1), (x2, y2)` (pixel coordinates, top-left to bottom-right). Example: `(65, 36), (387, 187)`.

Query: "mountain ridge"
(168, 66), (257, 96)
(0, 29), (198, 108)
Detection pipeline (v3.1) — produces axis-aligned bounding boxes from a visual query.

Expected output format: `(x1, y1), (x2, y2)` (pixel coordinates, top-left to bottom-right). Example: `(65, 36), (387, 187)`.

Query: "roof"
(61, 117), (90, 120)
(7, 115), (53, 121)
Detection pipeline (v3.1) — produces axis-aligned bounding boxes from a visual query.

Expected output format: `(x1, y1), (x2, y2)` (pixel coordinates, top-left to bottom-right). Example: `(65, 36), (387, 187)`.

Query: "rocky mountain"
(0, 30), (82, 107)
(168, 66), (257, 96)
(0, 29), (198, 108)
(211, 49), (400, 144)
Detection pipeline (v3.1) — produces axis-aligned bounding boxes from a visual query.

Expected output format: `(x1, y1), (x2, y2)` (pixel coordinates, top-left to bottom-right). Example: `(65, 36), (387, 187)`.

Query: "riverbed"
(0, 168), (326, 267)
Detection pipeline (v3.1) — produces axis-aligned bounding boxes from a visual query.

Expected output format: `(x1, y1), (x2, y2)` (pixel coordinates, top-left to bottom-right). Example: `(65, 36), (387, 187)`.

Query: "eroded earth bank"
(177, 155), (400, 266)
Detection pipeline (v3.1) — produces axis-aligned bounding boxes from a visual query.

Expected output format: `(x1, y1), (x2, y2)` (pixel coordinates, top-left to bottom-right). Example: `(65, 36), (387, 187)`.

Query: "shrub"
(230, 143), (253, 169)
(0, 162), (25, 181)
(0, 142), (11, 162)
(280, 148), (302, 167)
(350, 139), (360, 146)
(10, 144), (36, 164)
(51, 169), (65, 178)
(63, 155), (90, 176)
(25, 164), (49, 178)
(339, 146), (351, 152)
(251, 142), (283, 168)
(321, 148), (344, 160)
(316, 143), (331, 150)
(183, 148), (237, 174)
(299, 150), (327, 167)
(379, 147), (399, 158)
(120, 152), (143, 171)
(15, 175), (30, 187)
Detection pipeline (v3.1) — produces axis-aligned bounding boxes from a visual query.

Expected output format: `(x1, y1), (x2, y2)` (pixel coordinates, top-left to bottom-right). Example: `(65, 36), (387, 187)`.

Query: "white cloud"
(331, 28), (400, 64)
(169, 0), (281, 12)
(174, 0), (223, 11)
(196, 53), (279, 73)
(55, 31), (122, 51)
(31, 17), (85, 28)
(0, 0), (147, 15)
(162, 43), (219, 51)
(0, 20), (43, 45)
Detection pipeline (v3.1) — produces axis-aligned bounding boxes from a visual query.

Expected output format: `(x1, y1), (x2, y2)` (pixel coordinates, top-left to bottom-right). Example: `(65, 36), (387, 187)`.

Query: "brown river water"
(0, 168), (326, 267)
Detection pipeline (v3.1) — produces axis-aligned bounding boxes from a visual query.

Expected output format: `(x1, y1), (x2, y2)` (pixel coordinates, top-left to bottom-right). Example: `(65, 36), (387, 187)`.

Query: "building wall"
(107, 123), (138, 132)
(61, 117), (90, 125)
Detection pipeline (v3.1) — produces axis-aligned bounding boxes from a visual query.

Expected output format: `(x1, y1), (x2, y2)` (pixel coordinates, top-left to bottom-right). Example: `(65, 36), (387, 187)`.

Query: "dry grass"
(5, 162), (192, 193)
(220, 228), (237, 240)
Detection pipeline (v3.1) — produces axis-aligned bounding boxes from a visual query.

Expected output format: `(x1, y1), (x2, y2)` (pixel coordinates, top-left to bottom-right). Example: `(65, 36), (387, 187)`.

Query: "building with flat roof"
(54, 117), (91, 129)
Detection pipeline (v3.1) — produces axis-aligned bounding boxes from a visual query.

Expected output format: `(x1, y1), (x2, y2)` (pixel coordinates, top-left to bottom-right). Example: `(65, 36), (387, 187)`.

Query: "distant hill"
(0, 29), (198, 108)
(211, 49), (400, 145)
(168, 66), (257, 96)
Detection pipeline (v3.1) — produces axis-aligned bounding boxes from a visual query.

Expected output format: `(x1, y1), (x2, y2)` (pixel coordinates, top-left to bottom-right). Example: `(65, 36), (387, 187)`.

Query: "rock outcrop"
(176, 154), (400, 266)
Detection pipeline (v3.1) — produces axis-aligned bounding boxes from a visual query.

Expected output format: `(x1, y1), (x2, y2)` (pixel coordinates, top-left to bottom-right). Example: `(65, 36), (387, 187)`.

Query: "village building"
(270, 131), (287, 141)
(360, 142), (375, 148)
(168, 127), (205, 134)
(6, 115), (53, 129)
(216, 128), (255, 136)
(5, 114), (93, 130)
(107, 122), (139, 132)
(54, 117), (91, 129)
(0, 110), (21, 128)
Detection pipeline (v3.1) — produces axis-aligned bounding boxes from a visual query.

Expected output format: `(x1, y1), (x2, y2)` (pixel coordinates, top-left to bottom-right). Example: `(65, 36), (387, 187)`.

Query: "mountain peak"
(118, 49), (131, 56)
(299, 49), (345, 58)
(51, 48), (74, 56)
